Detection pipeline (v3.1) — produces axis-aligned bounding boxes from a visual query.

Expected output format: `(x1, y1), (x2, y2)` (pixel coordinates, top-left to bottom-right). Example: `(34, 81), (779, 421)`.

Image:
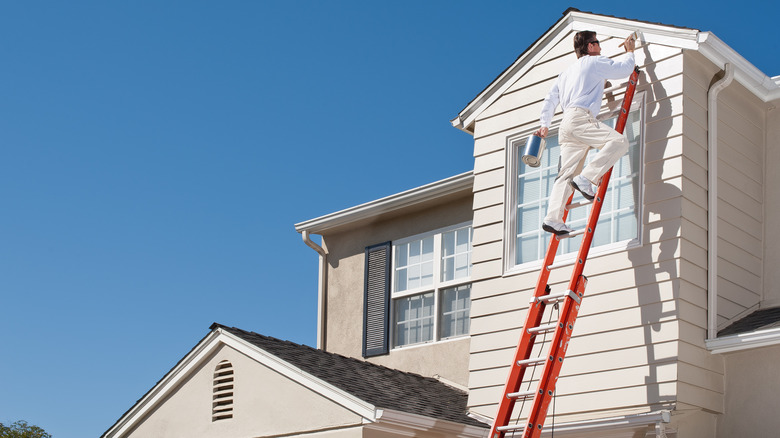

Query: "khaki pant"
(544, 107), (629, 223)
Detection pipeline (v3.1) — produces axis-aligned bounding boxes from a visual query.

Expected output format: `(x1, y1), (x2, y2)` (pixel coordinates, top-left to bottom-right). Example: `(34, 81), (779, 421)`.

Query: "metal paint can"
(522, 135), (546, 167)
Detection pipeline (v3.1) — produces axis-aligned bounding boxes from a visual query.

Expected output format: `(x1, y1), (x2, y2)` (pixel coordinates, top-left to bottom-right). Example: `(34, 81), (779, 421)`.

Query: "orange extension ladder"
(489, 66), (641, 438)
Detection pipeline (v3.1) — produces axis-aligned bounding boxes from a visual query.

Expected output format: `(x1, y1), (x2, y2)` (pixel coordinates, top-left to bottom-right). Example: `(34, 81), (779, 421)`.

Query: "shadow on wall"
(626, 42), (679, 410)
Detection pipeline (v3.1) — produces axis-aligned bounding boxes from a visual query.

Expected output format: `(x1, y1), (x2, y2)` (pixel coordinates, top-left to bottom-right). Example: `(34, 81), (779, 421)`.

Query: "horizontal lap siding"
(716, 83), (765, 326)
(466, 38), (696, 421)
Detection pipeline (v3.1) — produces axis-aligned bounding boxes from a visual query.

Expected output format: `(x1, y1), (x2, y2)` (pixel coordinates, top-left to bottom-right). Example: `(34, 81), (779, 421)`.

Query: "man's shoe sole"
(542, 223), (572, 237)
(570, 180), (595, 201)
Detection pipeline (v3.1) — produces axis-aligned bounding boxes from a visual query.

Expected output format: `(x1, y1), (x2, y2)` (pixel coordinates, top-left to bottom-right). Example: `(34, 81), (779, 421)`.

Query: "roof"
(451, 8), (780, 134)
(294, 171), (473, 234)
(718, 307), (780, 337)
(212, 323), (488, 428)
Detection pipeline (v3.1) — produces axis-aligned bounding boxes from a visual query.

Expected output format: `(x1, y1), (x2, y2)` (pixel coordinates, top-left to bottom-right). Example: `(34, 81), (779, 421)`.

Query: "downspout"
(707, 62), (734, 340)
(302, 230), (328, 350)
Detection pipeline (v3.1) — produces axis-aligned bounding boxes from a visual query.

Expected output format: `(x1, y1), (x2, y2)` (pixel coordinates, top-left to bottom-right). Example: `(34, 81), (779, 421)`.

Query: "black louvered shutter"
(363, 241), (391, 357)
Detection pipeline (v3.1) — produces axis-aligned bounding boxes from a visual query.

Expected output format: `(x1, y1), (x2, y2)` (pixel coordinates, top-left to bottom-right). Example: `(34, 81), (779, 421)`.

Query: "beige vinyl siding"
(682, 52), (765, 332)
(715, 84), (765, 326)
(466, 30), (698, 422)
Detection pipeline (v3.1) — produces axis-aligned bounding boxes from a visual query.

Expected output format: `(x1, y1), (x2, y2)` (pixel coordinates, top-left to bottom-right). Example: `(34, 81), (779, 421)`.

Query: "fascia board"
(216, 330), (378, 419)
(706, 327), (780, 354)
(452, 11), (702, 135)
(697, 32), (780, 103)
(451, 19), (575, 133)
(368, 408), (489, 438)
(569, 11), (700, 49)
(103, 330), (225, 438)
(294, 171), (473, 235)
(103, 329), (377, 438)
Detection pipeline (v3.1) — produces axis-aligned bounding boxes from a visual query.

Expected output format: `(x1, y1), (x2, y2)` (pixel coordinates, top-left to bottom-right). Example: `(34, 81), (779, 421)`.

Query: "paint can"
(522, 135), (546, 167)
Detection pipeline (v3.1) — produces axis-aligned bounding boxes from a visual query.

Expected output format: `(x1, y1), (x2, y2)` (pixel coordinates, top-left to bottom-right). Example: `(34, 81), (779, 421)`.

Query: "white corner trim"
(368, 408), (489, 438)
(294, 171), (473, 234)
(706, 327), (780, 354)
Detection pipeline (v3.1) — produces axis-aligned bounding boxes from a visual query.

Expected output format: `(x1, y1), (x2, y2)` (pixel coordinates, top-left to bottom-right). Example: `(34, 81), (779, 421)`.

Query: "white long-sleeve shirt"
(539, 52), (635, 128)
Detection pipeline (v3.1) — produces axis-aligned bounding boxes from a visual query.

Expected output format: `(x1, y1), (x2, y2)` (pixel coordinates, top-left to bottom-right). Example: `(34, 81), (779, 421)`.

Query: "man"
(535, 31), (636, 236)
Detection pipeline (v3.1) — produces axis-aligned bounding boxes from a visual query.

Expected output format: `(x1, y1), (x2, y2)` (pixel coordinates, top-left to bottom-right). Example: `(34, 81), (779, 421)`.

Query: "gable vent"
(212, 360), (234, 421)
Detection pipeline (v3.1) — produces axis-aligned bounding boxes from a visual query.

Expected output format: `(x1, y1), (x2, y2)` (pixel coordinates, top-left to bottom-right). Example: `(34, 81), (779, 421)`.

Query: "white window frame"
(390, 222), (472, 349)
(504, 92), (646, 275)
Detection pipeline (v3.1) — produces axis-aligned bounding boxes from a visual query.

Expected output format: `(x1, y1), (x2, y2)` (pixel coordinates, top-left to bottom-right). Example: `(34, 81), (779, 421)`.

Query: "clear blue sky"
(1, 1), (777, 437)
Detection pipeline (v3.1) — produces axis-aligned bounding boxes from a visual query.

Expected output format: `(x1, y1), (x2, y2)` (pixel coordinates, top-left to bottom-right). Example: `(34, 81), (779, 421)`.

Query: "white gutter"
(302, 230), (328, 350)
(707, 326), (780, 354)
(707, 63), (734, 340)
(294, 171), (473, 235)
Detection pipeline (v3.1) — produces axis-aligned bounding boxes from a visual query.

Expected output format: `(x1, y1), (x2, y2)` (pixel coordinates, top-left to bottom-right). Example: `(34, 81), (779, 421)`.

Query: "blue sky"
(1, 2), (778, 437)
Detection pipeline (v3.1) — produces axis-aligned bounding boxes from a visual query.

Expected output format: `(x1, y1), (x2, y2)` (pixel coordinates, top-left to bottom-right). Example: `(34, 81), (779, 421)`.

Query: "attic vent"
(212, 360), (234, 421)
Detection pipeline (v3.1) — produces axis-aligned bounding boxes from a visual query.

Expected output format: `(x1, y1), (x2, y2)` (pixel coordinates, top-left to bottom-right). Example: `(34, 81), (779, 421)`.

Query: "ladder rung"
(565, 200), (591, 210)
(517, 356), (547, 367)
(496, 423), (526, 432)
(530, 289), (581, 305)
(527, 323), (558, 335)
(507, 390), (536, 399)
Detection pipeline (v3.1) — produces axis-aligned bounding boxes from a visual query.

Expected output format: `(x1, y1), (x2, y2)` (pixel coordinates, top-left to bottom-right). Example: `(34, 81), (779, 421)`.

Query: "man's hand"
(623, 34), (635, 53)
(534, 127), (548, 138)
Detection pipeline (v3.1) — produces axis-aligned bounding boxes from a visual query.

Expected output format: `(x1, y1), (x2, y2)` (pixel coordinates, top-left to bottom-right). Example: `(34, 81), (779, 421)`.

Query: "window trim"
(504, 92), (646, 275)
(390, 222), (472, 349)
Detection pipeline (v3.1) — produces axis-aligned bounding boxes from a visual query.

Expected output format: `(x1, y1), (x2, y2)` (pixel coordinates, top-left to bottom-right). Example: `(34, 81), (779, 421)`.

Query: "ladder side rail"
(522, 275), (588, 437)
(566, 66), (640, 289)
(518, 67), (642, 438)
(488, 192), (576, 438)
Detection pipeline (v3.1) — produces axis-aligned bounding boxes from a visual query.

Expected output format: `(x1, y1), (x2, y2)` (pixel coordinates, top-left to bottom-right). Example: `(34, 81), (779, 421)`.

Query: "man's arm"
(536, 80), (560, 138)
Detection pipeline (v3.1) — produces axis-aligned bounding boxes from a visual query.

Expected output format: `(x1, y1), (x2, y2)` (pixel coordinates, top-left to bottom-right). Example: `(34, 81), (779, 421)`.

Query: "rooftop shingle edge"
(717, 307), (780, 337)
(212, 323), (488, 429)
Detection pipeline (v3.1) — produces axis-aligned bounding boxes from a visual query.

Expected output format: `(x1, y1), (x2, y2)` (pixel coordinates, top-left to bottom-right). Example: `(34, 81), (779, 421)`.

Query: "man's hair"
(574, 31), (596, 58)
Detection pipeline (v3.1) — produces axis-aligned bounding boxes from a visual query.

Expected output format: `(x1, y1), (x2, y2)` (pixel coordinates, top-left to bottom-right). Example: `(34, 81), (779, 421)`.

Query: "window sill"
(503, 238), (640, 278)
(390, 335), (470, 352)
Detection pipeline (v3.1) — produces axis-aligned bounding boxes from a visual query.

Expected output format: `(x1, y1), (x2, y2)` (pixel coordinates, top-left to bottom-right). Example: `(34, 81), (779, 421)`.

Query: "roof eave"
(697, 31), (780, 103)
(101, 327), (379, 438)
(369, 408), (488, 438)
(452, 10), (780, 135)
(294, 171), (474, 235)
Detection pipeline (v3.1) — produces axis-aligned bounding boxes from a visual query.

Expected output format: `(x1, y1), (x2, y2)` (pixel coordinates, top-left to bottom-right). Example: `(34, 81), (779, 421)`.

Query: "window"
(212, 360), (234, 421)
(507, 94), (644, 270)
(391, 224), (472, 348)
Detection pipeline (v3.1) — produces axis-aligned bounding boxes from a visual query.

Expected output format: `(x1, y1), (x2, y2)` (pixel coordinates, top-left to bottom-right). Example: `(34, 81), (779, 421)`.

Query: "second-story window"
(507, 93), (645, 271)
(391, 223), (472, 348)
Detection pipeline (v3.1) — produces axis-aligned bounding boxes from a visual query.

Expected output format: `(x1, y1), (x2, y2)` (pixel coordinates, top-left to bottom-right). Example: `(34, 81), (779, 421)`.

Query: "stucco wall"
(466, 30), (695, 423)
(320, 191), (474, 385)
(717, 345), (780, 437)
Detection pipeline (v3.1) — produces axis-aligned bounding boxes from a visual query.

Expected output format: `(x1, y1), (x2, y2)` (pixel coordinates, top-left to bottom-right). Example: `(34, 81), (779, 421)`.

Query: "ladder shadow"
(626, 43), (679, 410)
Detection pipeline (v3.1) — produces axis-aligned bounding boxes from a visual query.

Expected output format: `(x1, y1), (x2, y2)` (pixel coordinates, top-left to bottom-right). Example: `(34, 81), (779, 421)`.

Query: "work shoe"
(542, 221), (575, 236)
(570, 175), (596, 201)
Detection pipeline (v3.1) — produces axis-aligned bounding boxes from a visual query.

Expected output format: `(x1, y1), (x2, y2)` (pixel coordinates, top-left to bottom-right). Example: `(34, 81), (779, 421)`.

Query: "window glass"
(392, 224), (472, 348)
(511, 104), (642, 268)
(394, 292), (434, 346)
(441, 285), (471, 339)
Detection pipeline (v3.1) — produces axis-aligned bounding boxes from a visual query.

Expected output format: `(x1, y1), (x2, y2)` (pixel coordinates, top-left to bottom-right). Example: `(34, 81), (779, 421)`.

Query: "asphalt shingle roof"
(212, 323), (488, 429)
(718, 307), (780, 337)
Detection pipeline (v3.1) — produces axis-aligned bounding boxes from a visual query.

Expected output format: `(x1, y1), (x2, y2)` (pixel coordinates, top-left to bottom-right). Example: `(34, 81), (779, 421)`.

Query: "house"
(103, 9), (780, 438)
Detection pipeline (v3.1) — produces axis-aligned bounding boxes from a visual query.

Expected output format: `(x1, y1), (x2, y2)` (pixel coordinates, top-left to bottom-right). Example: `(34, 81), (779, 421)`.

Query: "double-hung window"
(507, 93), (645, 271)
(391, 223), (472, 348)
